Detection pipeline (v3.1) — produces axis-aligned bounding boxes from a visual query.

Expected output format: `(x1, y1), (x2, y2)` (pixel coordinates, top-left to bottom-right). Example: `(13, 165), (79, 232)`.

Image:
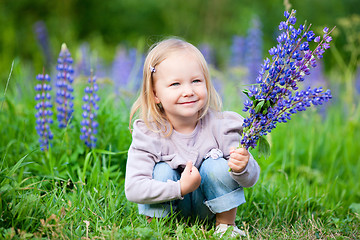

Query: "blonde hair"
(129, 38), (222, 135)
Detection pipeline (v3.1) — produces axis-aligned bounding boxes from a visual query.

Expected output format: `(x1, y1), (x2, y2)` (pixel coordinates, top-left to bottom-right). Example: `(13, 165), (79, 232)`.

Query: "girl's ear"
(153, 91), (161, 104)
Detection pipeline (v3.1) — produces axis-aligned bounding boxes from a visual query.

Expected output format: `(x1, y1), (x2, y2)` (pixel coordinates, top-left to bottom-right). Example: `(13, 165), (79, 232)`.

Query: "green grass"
(0, 62), (359, 239)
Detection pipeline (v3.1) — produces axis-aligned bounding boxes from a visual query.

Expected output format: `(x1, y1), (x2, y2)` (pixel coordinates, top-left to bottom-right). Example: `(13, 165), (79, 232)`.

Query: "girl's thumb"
(185, 161), (193, 171)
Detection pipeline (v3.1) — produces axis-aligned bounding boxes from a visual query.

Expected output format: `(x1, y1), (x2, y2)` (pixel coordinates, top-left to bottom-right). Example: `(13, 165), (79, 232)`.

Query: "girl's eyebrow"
(192, 75), (205, 80)
(168, 76), (203, 82)
(167, 77), (182, 82)
(164, 71), (204, 82)
(193, 75), (204, 78)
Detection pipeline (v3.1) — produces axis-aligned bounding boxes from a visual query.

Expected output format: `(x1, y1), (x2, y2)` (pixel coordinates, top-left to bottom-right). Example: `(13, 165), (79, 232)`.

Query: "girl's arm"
(228, 148), (260, 188)
(125, 120), (183, 204)
(125, 150), (182, 204)
(218, 111), (261, 188)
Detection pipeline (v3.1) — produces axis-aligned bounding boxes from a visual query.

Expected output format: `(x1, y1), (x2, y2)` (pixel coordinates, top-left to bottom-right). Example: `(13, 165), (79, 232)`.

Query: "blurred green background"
(1, 0), (359, 83)
(1, 1), (360, 238)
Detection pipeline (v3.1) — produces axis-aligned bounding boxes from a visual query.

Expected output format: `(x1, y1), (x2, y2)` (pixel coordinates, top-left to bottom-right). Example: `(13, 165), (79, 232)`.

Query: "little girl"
(125, 38), (260, 237)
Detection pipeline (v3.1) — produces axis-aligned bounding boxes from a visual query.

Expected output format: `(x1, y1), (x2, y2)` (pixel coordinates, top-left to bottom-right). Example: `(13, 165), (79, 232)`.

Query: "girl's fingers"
(229, 147), (236, 153)
(228, 158), (247, 172)
(229, 157), (244, 169)
(183, 161), (193, 173)
(230, 152), (246, 161)
(228, 161), (242, 172)
(185, 161), (192, 168)
(229, 147), (249, 156)
(236, 148), (249, 156)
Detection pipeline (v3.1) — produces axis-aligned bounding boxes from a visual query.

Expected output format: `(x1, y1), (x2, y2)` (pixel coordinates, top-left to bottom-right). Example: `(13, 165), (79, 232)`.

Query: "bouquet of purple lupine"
(240, 10), (334, 157)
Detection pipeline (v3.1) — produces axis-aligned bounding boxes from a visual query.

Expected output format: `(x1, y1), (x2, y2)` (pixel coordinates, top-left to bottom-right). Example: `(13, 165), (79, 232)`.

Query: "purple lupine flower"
(132, 54), (145, 93)
(240, 10), (335, 154)
(199, 43), (215, 66)
(112, 47), (137, 91)
(230, 36), (246, 67)
(245, 17), (263, 84)
(35, 70), (54, 150)
(95, 56), (108, 79)
(33, 21), (53, 67)
(80, 72), (100, 148)
(75, 43), (91, 78)
(56, 43), (74, 128)
(198, 43), (223, 98)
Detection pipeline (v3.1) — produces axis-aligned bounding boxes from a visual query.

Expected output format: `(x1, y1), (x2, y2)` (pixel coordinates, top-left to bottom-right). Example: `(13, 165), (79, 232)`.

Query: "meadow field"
(1, 42), (359, 239)
(1, 1), (360, 239)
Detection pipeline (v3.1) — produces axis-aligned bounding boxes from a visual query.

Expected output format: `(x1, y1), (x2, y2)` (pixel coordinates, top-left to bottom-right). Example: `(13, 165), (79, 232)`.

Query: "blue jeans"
(138, 157), (246, 220)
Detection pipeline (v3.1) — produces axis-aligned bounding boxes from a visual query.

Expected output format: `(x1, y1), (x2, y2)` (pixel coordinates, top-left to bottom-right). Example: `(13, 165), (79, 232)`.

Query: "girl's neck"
(169, 115), (198, 134)
(174, 122), (198, 134)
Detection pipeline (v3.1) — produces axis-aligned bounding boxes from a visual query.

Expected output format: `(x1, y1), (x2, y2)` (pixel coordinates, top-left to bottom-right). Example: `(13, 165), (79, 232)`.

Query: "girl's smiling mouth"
(179, 100), (198, 105)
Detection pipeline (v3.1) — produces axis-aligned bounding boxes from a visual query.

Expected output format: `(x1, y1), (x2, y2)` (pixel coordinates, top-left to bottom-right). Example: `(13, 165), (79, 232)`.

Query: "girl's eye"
(170, 82), (180, 87)
(193, 79), (202, 83)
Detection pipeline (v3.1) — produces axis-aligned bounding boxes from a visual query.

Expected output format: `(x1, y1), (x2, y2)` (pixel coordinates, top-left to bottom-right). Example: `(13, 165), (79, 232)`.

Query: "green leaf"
(242, 89), (255, 101)
(261, 100), (272, 114)
(258, 136), (271, 159)
(82, 151), (93, 182)
(93, 149), (128, 155)
(242, 89), (250, 96)
(264, 100), (271, 108)
(254, 100), (265, 113)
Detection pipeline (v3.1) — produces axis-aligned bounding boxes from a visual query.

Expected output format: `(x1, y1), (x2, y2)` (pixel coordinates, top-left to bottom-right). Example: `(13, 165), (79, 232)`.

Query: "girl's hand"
(228, 147), (250, 173)
(179, 161), (201, 196)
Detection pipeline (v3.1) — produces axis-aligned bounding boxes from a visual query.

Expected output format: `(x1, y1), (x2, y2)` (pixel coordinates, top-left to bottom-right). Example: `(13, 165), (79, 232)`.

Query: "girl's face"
(153, 50), (208, 131)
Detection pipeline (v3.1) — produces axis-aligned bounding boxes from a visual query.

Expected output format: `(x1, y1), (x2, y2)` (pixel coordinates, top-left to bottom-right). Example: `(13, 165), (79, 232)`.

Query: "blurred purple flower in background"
(112, 47), (137, 91)
(95, 56), (108, 79)
(302, 60), (331, 117)
(304, 60), (327, 89)
(33, 21), (53, 68)
(198, 43), (224, 97)
(245, 16), (263, 84)
(35, 70), (53, 150)
(112, 47), (144, 97)
(230, 36), (246, 67)
(229, 16), (262, 77)
(199, 43), (215, 66)
(80, 72), (100, 148)
(133, 54), (145, 92)
(75, 43), (92, 78)
(240, 10), (334, 154)
(55, 43), (74, 128)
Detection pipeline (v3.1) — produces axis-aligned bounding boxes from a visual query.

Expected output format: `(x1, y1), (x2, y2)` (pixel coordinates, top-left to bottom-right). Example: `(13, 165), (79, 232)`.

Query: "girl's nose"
(182, 84), (194, 97)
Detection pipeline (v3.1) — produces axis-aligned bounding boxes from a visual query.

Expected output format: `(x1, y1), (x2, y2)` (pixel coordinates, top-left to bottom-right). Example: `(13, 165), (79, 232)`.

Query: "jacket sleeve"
(218, 111), (261, 188)
(125, 120), (182, 204)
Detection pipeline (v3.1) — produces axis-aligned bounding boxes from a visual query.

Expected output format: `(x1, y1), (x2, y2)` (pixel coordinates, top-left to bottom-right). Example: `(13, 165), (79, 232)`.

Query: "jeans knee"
(153, 162), (180, 182)
(200, 157), (227, 175)
(200, 158), (234, 186)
